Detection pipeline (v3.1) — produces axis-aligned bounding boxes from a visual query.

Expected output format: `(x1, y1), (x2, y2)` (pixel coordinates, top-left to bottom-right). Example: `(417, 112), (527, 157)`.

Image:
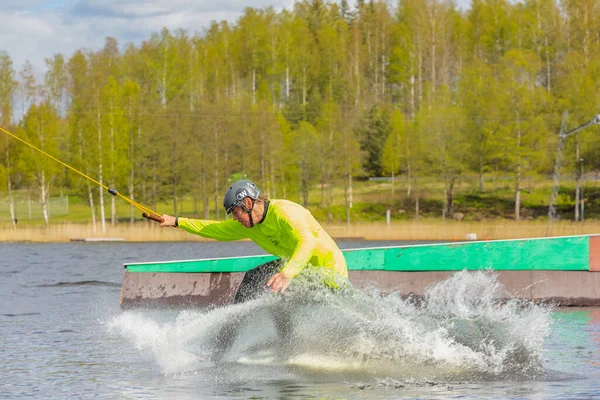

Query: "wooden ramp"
(121, 235), (600, 307)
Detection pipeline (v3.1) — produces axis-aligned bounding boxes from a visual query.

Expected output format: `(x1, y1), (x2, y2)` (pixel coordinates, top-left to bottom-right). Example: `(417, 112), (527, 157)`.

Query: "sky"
(0, 0), (472, 77)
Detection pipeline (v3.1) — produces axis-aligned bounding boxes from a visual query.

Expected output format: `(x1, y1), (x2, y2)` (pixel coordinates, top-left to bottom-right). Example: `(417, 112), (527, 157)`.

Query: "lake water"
(1, 241), (599, 399)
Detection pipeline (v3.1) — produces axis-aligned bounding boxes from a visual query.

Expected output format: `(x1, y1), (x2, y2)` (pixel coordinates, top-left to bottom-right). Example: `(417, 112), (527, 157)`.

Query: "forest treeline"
(1, 0), (600, 228)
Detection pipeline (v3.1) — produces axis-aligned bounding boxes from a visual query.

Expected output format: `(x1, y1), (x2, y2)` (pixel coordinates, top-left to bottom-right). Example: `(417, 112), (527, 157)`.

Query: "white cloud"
(0, 0), (46, 11)
(76, 0), (295, 16)
(0, 0), (297, 76)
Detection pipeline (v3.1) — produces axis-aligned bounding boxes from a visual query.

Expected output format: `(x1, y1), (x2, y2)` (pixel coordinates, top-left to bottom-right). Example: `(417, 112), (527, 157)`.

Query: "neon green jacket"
(177, 199), (348, 279)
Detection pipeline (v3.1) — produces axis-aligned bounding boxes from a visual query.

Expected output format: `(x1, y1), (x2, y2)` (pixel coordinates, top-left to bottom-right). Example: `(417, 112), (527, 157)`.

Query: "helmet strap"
(241, 199), (256, 228)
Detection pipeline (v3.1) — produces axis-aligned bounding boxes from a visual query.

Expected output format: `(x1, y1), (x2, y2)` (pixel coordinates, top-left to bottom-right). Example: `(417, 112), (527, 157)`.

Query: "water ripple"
(28, 281), (121, 288)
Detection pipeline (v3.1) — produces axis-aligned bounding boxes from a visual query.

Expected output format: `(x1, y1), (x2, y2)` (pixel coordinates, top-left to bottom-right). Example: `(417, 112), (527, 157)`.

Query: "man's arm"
(265, 205), (317, 295)
(161, 215), (247, 241)
(267, 220), (316, 293)
(279, 222), (316, 278)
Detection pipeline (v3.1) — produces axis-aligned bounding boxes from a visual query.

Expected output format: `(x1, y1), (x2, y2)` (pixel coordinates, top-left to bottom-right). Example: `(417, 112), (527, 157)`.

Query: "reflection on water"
(1, 242), (599, 399)
(549, 308), (600, 372)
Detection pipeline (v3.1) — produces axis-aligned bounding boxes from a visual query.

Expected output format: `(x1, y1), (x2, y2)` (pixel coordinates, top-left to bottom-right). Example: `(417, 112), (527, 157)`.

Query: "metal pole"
(575, 140), (580, 221)
(548, 113), (600, 222)
(548, 111), (569, 221)
(580, 158), (584, 222)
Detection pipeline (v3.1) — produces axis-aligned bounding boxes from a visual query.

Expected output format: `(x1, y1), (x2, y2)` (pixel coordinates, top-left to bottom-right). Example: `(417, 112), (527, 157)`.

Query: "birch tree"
(0, 51), (18, 227)
(499, 49), (549, 220)
(19, 102), (60, 226)
(67, 50), (100, 229)
(418, 86), (467, 219)
(44, 54), (68, 115)
(294, 121), (319, 207)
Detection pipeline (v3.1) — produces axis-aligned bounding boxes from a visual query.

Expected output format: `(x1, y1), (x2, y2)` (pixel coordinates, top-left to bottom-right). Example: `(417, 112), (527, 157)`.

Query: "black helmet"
(223, 180), (260, 214)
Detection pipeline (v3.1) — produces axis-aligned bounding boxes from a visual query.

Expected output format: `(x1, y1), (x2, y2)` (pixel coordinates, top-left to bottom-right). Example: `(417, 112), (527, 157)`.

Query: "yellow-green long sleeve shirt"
(177, 199), (348, 279)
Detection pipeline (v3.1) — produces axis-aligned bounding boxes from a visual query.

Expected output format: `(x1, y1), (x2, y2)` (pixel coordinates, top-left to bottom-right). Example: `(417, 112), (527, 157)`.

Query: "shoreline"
(1, 220), (599, 242)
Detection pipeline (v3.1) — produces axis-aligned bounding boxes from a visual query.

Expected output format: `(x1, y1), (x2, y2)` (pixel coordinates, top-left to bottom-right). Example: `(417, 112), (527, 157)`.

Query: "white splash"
(107, 270), (552, 381)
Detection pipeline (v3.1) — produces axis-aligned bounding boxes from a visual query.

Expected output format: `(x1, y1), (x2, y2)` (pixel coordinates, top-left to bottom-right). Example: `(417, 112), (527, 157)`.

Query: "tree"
(381, 109), (407, 204)
(67, 50), (100, 230)
(459, 60), (506, 192)
(468, 0), (518, 65)
(498, 49), (549, 220)
(356, 105), (391, 176)
(0, 51), (18, 227)
(520, 0), (563, 93)
(286, 4), (319, 119)
(416, 85), (467, 218)
(44, 54), (68, 115)
(116, 78), (142, 223)
(340, 110), (363, 226)
(18, 102), (61, 226)
(293, 121), (319, 207)
(0, 51), (17, 125)
(316, 101), (344, 221)
(103, 76), (129, 225)
(89, 49), (110, 232)
(18, 60), (39, 116)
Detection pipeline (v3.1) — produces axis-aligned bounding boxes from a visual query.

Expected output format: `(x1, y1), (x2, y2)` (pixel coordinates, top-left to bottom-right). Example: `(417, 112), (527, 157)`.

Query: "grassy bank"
(1, 219), (599, 242)
(1, 176), (599, 242)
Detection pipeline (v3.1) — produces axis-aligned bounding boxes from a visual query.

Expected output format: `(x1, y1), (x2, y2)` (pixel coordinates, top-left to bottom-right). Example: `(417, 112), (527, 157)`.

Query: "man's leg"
(240, 260), (293, 354)
(272, 310), (293, 345)
(213, 260), (282, 361)
(234, 260), (282, 303)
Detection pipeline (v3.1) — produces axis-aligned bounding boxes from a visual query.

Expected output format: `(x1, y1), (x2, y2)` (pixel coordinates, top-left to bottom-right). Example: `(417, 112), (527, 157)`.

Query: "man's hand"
(266, 272), (291, 293)
(159, 214), (177, 227)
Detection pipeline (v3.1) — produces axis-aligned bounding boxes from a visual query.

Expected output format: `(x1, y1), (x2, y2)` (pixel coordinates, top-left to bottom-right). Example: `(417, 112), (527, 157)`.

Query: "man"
(160, 179), (347, 360)
(160, 179), (348, 299)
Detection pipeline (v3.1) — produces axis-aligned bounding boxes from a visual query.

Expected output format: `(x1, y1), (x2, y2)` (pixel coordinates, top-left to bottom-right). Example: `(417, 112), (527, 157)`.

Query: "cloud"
(0, 0), (298, 76)
(0, 0), (47, 12)
(70, 0), (295, 18)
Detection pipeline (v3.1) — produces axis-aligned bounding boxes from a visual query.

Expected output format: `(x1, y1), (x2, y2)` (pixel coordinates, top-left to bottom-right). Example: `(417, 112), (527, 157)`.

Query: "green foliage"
(356, 106), (392, 176)
(0, 50), (17, 124)
(2, 0), (600, 225)
(381, 110), (406, 176)
(293, 121), (319, 206)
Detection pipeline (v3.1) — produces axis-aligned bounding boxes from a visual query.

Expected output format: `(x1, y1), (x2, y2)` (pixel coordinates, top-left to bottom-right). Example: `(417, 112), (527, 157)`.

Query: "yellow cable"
(0, 126), (160, 218)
